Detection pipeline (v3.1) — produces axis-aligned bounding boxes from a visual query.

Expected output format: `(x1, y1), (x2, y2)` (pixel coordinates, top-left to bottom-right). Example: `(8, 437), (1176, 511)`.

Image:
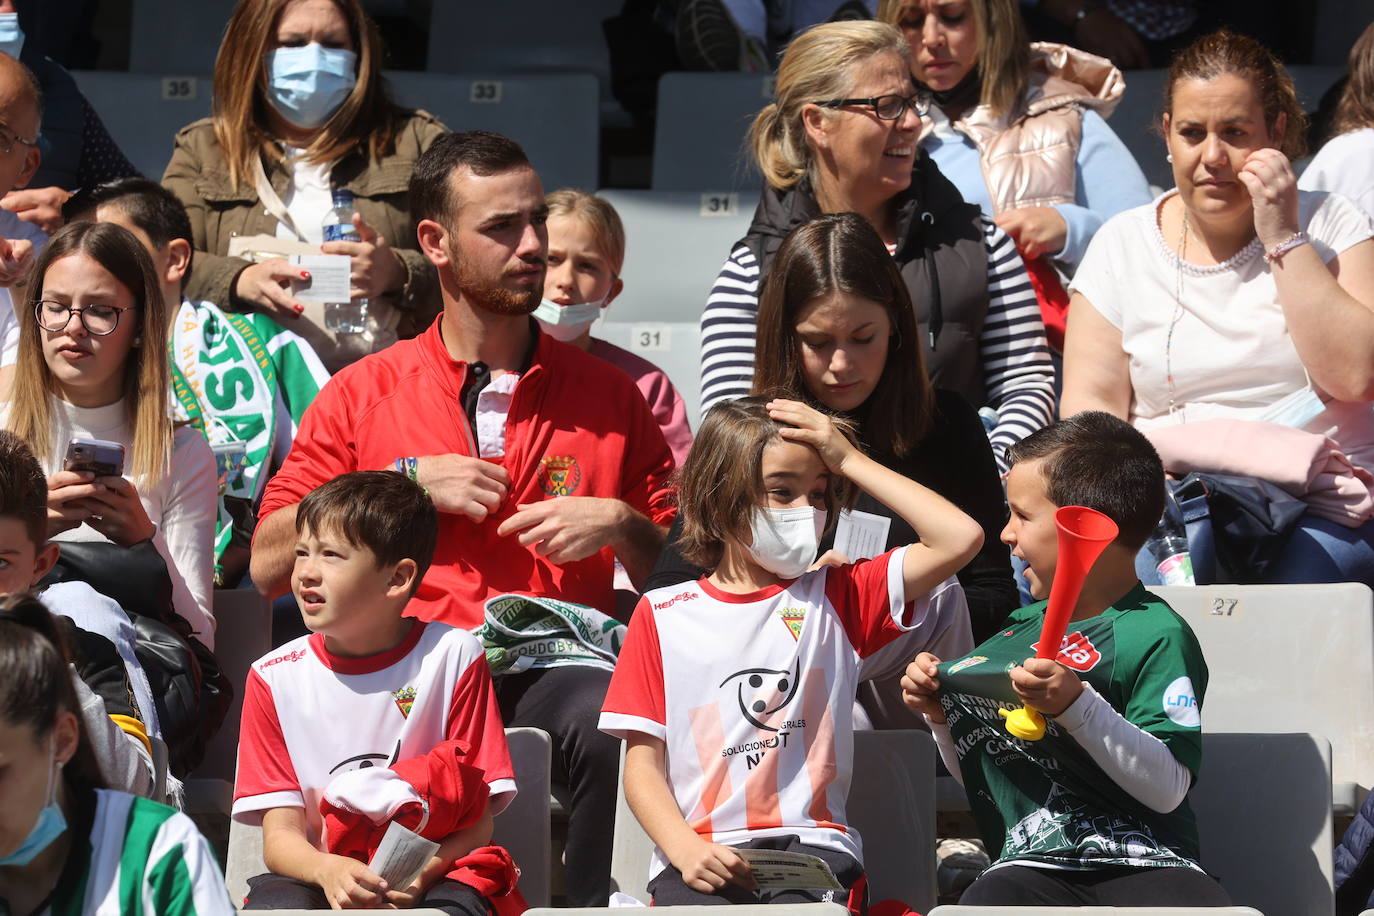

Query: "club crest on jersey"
(1031, 631), (1102, 672)
(777, 606), (806, 641)
(537, 455), (582, 496)
(392, 686), (416, 718)
(720, 660), (800, 731)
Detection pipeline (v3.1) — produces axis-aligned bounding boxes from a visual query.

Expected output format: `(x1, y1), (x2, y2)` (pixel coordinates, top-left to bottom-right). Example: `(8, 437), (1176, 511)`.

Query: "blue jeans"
(1137, 514), (1374, 587)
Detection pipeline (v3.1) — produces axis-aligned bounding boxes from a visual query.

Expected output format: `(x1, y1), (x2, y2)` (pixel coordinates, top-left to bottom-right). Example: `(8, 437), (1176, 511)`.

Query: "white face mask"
(0, 14), (24, 60)
(746, 505), (827, 580)
(533, 297), (603, 342)
(1257, 383), (1326, 429)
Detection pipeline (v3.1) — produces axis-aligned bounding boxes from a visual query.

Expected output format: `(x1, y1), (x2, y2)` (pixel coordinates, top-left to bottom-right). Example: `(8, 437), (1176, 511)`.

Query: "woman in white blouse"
(6, 221), (217, 646)
(1062, 30), (1374, 585)
(1300, 21), (1374, 220)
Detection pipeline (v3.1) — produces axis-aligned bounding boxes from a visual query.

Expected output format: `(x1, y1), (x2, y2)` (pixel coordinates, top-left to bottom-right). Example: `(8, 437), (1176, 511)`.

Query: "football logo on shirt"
(720, 660), (801, 731)
(1162, 676), (1201, 727)
(777, 606), (806, 641)
(538, 455), (582, 496)
(1030, 631), (1102, 672)
(393, 686), (416, 718)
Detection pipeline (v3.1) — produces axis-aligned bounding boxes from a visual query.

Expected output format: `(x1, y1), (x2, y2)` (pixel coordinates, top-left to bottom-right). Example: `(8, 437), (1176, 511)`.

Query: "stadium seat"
(652, 72), (773, 192)
(930, 908), (1264, 914)
(595, 320), (701, 432)
(225, 727), (553, 907)
(531, 908), (849, 916)
(609, 730), (938, 911)
(595, 188), (757, 424)
(425, 0), (621, 94)
(69, 71), (212, 182)
(385, 72), (600, 194)
(492, 727), (553, 907)
(1154, 582), (1374, 814)
(1191, 733), (1333, 915)
(128, 0), (234, 73)
(183, 588), (272, 817)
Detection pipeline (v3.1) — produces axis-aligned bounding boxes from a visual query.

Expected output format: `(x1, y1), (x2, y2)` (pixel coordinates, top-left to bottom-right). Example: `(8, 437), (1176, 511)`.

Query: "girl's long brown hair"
(1333, 21), (1374, 136)
(753, 212), (934, 457)
(212, 0), (404, 190)
(676, 396), (857, 569)
(9, 222), (171, 483)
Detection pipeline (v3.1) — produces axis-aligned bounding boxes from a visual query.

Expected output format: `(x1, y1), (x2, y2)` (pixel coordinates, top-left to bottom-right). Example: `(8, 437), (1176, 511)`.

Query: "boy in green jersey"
(902, 411), (1231, 905)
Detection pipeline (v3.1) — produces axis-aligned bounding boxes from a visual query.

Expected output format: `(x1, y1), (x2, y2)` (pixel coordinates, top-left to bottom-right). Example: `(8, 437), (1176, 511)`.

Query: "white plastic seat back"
(385, 71), (599, 194)
(610, 730), (937, 911)
(1154, 582), (1374, 812)
(70, 70), (212, 181)
(652, 72), (772, 192)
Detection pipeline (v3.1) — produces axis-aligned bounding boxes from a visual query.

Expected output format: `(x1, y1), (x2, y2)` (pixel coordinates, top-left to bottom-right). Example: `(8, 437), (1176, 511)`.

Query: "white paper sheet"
(833, 509), (891, 562)
(289, 253), (351, 304)
(366, 821), (439, 891)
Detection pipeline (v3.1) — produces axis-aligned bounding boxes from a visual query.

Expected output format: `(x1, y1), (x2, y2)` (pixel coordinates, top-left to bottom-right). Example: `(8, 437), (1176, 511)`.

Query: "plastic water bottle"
(321, 189), (367, 334)
(1149, 515), (1195, 586)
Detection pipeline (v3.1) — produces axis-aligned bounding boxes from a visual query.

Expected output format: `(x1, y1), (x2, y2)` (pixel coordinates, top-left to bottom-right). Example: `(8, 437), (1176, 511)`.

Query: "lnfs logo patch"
(538, 455), (582, 496)
(392, 686), (416, 718)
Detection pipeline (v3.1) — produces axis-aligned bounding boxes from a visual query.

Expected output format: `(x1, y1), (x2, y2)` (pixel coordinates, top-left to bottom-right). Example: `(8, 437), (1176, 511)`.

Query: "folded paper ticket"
(367, 821), (440, 890)
(737, 849), (842, 890)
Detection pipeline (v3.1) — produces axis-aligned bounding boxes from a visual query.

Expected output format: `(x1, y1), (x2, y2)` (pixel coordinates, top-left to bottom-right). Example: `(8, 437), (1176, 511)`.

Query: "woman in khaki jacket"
(163, 0), (446, 370)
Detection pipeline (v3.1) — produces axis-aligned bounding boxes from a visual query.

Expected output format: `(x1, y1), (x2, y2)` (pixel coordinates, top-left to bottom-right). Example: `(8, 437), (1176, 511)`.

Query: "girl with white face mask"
(538, 189), (694, 466)
(600, 395), (981, 906)
(0, 595), (234, 915)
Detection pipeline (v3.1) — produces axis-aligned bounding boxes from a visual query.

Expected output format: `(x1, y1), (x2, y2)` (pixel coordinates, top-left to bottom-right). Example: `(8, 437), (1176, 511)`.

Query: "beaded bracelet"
(1265, 231), (1310, 263)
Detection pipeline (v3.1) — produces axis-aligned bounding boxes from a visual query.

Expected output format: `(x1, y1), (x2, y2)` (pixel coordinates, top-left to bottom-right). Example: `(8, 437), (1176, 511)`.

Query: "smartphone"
(64, 438), (125, 478)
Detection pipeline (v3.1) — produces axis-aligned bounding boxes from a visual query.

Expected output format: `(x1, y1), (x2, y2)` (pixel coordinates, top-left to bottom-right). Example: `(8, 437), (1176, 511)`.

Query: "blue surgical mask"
(0, 14), (24, 61)
(266, 44), (357, 129)
(0, 741), (66, 867)
(533, 297), (604, 342)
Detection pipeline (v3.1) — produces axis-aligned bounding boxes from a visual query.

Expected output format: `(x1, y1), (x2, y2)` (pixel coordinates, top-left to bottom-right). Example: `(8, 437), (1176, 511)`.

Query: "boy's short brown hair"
(296, 471), (439, 587)
(1004, 411), (1165, 551)
(0, 430), (50, 547)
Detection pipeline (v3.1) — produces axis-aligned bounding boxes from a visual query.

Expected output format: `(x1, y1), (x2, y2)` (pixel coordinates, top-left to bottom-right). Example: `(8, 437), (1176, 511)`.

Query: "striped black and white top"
(699, 217), (1056, 471)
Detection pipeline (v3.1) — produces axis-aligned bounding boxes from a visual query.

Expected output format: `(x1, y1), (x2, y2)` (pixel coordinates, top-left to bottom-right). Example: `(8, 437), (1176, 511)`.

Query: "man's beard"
(452, 249), (541, 317)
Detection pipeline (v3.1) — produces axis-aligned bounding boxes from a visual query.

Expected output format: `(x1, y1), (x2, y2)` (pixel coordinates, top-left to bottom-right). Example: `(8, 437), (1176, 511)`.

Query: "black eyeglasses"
(813, 92), (931, 120)
(0, 122), (37, 156)
(35, 301), (133, 336)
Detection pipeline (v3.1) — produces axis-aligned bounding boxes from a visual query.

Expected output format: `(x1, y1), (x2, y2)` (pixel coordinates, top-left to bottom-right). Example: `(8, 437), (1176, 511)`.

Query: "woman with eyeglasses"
(162, 0), (447, 372)
(880, 0), (1151, 276)
(3, 221), (218, 648)
(700, 20), (1055, 470)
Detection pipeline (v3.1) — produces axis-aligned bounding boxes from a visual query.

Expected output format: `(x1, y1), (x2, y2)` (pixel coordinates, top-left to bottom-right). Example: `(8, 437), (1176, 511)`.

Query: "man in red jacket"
(250, 131), (676, 906)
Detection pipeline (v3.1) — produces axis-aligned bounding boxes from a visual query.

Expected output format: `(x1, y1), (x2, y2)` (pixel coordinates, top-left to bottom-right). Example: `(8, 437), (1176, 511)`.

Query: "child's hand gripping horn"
(999, 505), (1119, 741)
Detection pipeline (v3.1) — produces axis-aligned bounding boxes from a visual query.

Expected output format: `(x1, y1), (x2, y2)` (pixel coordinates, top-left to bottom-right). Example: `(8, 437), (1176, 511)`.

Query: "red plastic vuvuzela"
(999, 505), (1119, 740)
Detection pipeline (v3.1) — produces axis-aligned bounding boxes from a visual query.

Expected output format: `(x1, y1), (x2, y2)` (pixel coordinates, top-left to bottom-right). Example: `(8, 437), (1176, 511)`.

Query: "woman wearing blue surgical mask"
(0, 594), (235, 915)
(162, 0), (447, 372)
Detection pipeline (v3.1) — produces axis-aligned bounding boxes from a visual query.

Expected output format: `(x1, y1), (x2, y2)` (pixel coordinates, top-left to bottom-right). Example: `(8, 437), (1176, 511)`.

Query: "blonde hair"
(545, 189), (626, 274)
(9, 223), (171, 484)
(212, 0), (405, 191)
(749, 20), (910, 190)
(877, 0), (1030, 119)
